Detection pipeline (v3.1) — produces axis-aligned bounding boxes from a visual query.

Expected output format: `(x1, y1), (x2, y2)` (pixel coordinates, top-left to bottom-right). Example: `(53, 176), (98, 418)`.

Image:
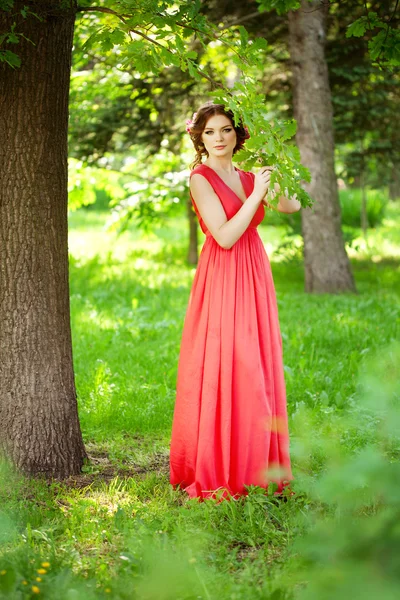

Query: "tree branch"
(76, 5), (130, 22)
(75, 5), (230, 91)
(376, 0), (399, 62)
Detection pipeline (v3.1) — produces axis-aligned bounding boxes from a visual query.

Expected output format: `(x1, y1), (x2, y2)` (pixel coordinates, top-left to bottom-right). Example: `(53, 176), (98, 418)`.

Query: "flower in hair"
(185, 112), (197, 133)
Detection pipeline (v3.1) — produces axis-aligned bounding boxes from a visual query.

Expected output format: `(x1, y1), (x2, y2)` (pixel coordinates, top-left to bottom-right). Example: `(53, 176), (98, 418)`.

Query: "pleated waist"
(204, 226), (259, 243)
(205, 226), (258, 238)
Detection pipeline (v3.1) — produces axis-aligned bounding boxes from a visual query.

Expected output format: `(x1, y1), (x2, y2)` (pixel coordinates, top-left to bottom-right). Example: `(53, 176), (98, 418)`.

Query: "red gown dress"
(169, 163), (293, 500)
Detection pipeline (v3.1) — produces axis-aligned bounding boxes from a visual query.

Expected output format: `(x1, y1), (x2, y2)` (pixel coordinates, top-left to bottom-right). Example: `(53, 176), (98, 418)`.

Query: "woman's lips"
(214, 145), (226, 149)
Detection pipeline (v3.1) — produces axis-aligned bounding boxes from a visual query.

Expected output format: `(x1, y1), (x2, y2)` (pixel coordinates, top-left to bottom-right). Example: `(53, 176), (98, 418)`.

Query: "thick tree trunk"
(0, 1), (87, 478)
(288, 0), (356, 293)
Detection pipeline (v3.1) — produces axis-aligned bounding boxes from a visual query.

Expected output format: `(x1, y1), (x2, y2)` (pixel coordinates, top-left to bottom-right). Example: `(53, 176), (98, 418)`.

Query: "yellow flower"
(36, 577), (42, 582)
(37, 569), (47, 574)
(41, 562), (50, 568)
(105, 589), (111, 593)
(22, 580), (28, 585)
(32, 586), (40, 594)
(0, 570), (6, 575)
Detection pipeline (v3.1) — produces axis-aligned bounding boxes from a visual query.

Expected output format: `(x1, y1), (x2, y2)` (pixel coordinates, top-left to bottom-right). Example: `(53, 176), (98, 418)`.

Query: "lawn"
(0, 201), (399, 599)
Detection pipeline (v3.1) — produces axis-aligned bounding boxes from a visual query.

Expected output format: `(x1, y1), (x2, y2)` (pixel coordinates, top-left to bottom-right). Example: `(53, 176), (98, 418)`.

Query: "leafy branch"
(1, 0), (314, 207)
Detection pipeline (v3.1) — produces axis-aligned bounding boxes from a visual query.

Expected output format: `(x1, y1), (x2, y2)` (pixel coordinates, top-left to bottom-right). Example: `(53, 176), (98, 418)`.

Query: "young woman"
(169, 101), (300, 501)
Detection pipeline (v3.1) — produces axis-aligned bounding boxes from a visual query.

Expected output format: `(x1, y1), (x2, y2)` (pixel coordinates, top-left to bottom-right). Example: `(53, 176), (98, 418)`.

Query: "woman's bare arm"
(190, 174), (265, 250)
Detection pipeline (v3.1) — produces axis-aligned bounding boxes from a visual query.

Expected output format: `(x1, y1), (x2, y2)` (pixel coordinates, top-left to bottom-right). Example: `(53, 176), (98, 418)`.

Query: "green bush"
(288, 341), (400, 600)
(339, 187), (388, 228)
(267, 186), (388, 261)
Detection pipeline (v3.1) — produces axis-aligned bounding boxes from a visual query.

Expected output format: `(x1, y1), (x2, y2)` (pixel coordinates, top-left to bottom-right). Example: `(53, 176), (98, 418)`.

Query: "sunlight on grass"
(0, 205), (398, 599)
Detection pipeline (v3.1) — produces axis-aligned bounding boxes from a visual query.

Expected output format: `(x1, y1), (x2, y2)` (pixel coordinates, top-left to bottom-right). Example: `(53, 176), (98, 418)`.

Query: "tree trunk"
(187, 196), (198, 265)
(360, 170), (369, 239)
(0, 1), (87, 478)
(389, 161), (399, 201)
(288, 0), (356, 293)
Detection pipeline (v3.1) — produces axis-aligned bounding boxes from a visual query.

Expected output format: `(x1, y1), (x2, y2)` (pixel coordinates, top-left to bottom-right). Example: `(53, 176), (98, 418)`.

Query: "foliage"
(68, 147), (189, 233)
(345, 9), (400, 70)
(1, 0), (314, 210)
(256, 0), (400, 70)
(328, 7), (400, 191)
(69, 18), (195, 162)
(339, 187), (388, 228)
(289, 341), (400, 600)
(68, 158), (120, 211)
(264, 184), (389, 263)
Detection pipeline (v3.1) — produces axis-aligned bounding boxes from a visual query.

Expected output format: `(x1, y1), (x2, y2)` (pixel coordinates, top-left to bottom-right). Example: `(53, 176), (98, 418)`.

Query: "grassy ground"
(0, 202), (399, 599)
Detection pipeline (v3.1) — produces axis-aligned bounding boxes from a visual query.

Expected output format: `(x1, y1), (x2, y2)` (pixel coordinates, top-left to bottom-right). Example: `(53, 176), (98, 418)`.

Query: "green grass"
(1, 202), (399, 599)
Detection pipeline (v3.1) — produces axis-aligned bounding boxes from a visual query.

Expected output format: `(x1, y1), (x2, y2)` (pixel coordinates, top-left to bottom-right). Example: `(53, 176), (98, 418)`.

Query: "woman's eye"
(205, 128), (232, 134)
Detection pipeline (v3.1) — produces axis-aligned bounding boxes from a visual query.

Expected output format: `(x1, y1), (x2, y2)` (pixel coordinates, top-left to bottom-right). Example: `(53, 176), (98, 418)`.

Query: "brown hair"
(187, 101), (249, 170)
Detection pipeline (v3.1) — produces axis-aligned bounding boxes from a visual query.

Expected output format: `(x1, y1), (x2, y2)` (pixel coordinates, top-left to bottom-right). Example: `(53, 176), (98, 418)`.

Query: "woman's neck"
(204, 157), (235, 174)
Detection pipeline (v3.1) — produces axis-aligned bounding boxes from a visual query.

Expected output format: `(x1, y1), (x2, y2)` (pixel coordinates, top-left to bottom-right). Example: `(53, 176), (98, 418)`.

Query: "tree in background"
(287, 0), (356, 292)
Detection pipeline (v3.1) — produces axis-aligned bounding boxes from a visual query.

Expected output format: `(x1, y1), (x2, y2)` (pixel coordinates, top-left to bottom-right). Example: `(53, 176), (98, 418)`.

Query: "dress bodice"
(189, 164), (265, 237)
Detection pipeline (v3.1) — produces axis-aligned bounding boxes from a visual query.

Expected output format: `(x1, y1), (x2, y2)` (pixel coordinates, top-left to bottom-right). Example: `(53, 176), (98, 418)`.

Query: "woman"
(169, 101), (300, 501)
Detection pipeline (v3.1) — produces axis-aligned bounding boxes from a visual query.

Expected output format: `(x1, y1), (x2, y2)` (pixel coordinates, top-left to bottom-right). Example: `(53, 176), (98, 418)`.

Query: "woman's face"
(201, 114), (237, 158)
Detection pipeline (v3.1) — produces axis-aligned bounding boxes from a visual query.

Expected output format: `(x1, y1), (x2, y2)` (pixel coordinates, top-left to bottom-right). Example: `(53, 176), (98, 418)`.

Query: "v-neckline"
(202, 164), (248, 205)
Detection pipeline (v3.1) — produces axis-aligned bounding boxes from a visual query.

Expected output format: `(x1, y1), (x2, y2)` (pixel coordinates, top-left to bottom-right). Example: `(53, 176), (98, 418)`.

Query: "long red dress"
(169, 163), (293, 500)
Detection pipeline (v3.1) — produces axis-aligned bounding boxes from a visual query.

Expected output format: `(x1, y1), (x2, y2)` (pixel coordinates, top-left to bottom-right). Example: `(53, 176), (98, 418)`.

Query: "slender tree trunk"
(389, 160), (399, 201)
(187, 196), (198, 265)
(288, 0), (356, 293)
(0, 1), (87, 478)
(360, 170), (369, 239)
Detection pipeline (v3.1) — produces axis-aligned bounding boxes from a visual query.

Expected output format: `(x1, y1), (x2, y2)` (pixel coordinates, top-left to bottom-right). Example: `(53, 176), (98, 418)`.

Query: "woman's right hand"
(253, 166), (274, 202)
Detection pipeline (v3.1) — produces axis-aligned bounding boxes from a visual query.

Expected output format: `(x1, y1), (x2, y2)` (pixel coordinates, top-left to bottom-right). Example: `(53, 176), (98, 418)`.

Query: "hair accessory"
(186, 112), (197, 133)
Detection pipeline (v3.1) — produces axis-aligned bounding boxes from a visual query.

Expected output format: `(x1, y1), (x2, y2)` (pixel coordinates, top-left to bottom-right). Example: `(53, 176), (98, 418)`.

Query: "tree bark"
(389, 161), (399, 201)
(288, 0), (357, 293)
(187, 196), (198, 265)
(0, 1), (87, 478)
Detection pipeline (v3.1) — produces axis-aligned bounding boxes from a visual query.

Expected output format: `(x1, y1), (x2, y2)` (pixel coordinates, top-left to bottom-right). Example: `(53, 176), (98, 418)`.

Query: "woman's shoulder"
(188, 165), (214, 194)
(237, 167), (255, 180)
(189, 163), (208, 177)
(189, 165), (207, 186)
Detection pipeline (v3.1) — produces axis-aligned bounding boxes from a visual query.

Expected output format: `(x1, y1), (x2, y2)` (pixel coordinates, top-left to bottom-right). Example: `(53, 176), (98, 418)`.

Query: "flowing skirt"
(169, 228), (293, 500)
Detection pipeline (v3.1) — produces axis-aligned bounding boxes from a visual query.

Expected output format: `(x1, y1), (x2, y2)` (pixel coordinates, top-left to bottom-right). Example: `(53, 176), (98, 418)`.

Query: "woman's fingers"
(260, 166), (274, 177)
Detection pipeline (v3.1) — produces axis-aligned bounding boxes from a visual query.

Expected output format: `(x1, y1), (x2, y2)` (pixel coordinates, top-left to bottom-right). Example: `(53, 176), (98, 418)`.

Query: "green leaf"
(109, 28), (127, 46)
(6, 32), (19, 44)
(0, 49), (21, 68)
(267, 137), (276, 154)
(368, 29), (390, 60)
(175, 34), (185, 54)
(346, 17), (368, 38)
(250, 37), (269, 51)
(187, 60), (198, 79)
(281, 119), (297, 140)
(238, 25), (248, 48)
